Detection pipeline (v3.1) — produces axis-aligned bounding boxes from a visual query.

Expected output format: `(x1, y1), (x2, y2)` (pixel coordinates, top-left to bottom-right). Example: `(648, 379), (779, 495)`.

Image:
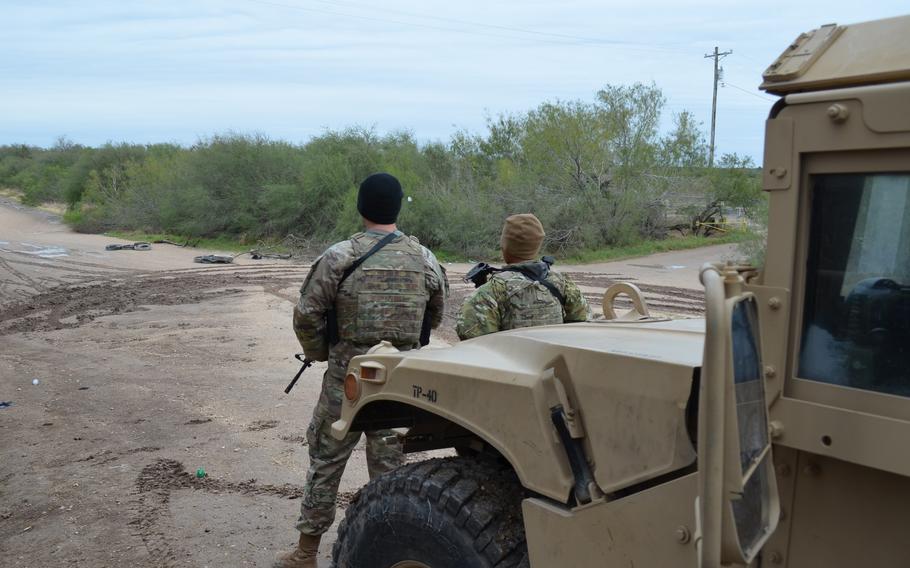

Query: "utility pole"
(704, 46), (732, 167)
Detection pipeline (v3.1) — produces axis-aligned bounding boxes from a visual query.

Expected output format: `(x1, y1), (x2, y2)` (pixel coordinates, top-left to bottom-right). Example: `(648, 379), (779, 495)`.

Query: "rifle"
(284, 353), (314, 394)
(464, 262), (499, 288)
(465, 256), (557, 289)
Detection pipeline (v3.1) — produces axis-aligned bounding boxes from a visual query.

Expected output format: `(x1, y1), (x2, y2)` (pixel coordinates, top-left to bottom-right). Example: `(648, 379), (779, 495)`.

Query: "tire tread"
(332, 456), (529, 568)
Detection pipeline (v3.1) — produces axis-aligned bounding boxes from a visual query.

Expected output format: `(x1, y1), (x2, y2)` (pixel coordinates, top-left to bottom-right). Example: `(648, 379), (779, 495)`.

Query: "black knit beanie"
(357, 173), (403, 224)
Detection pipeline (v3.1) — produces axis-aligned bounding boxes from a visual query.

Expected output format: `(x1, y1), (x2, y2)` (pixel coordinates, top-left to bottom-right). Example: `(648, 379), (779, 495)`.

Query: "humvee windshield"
(799, 173), (910, 397)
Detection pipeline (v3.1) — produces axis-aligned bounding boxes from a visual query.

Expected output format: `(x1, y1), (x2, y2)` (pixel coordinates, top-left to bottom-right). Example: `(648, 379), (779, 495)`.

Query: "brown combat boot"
(273, 533), (321, 568)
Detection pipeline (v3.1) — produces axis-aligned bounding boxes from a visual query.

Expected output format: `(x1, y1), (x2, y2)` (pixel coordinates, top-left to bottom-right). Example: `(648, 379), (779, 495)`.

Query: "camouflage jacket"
(294, 230), (448, 362)
(456, 260), (590, 340)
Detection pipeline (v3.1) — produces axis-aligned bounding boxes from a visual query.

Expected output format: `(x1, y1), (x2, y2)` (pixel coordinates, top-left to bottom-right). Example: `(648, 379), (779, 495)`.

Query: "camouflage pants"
(295, 344), (404, 536)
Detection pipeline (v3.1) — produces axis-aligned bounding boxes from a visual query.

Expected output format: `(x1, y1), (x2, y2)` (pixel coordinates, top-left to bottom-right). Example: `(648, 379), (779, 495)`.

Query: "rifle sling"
(326, 231), (403, 345)
(503, 266), (567, 307)
(338, 231), (399, 288)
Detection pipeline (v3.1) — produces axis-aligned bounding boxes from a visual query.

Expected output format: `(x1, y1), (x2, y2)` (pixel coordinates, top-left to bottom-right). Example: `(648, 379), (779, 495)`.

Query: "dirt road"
(0, 199), (737, 567)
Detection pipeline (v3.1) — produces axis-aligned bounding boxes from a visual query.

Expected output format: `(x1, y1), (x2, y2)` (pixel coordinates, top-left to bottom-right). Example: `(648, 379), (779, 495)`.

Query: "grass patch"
(77, 224), (752, 266)
(0, 187), (24, 200)
(563, 232), (750, 264)
(432, 249), (476, 263)
(427, 232), (750, 264)
(36, 201), (66, 215)
(1, 188), (66, 214)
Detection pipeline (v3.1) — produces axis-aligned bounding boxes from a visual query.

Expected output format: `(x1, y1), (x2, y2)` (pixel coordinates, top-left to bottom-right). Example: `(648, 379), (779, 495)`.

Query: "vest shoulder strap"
(501, 266), (567, 307)
(338, 232), (399, 288)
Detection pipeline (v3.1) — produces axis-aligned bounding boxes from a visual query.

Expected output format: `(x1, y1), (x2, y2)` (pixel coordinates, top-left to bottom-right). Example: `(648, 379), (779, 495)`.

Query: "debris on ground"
(0, 401), (12, 409)
(152, 239), (198, 247)
(193, 254), (234, 264)
(105, 242), (151, 251)
(250, 252), (292, 260)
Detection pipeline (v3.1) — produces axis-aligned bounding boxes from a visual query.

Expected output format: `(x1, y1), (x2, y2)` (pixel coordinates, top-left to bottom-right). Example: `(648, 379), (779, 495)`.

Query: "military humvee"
(330, 15), (910, 567)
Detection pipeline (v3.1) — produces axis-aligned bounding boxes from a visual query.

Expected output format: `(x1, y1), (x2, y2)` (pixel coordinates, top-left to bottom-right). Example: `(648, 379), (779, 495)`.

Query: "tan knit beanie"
(500, 213), (545, 262)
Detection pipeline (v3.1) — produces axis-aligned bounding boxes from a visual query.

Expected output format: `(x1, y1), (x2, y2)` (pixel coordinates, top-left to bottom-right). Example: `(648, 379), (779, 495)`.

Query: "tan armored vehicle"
(330, 15), (910, 567)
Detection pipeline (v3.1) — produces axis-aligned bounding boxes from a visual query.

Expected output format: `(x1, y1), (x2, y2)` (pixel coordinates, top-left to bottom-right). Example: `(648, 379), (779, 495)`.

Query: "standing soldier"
(275, 173), (447, 568)
(456, 213), (589, 340)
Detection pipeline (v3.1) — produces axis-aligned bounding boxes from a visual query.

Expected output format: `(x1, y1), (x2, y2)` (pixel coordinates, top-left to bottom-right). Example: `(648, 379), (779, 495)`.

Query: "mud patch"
(130, 459), (351, 565)
(0, 269), (305, 336)
(184, 418), (212, 425)
(68, 446), (161, 467)
(279, 435), (307, 445)
(247, 419), (279, 431)
(18, 242), (69, 258)
(336, 490), (357, 508)
(135, 459), (306, 499)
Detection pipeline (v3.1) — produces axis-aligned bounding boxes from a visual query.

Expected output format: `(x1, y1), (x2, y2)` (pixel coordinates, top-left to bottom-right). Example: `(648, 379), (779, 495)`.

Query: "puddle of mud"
(136, 459), (306, 499)
(247, 420), (279, 431)
(627, 263), (686, 270)
(185, 418), (213, 425)
(0, 272), (265, 335)
(19, 242), (70, 258)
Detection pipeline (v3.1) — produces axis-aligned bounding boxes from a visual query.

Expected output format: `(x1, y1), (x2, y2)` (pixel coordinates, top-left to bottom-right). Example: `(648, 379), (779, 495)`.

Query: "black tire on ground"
(332, 456), (530, 568)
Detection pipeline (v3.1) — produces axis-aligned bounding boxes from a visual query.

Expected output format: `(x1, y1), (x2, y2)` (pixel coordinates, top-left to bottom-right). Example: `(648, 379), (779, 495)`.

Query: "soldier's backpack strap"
(326, 232), (400, 345)
(503, 264), (567, 307)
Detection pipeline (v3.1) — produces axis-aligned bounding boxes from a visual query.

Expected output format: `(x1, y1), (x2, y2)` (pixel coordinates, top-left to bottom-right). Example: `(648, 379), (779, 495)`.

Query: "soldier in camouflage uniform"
(274, 173), (447, 568)
(457, 213), (589, 340)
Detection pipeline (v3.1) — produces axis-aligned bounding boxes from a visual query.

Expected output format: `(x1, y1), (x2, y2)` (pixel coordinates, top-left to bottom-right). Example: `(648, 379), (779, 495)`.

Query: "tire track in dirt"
(0, 263), (705, 341)
(0, 249), (138, 305)
(0, 268), (306, 335)
(567, 271), (705, 316)
(0, 249), (137, 274)
(0, 253), (49, 296)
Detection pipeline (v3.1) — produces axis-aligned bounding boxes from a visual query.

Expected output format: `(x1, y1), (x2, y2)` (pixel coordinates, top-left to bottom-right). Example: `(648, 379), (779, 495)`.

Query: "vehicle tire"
(332, 456), (529, 568)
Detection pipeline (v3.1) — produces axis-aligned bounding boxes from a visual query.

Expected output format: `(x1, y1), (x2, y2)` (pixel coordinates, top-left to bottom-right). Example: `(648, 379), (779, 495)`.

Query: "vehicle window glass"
(732, 298), (767, 473)
(799, 173), (910, 397)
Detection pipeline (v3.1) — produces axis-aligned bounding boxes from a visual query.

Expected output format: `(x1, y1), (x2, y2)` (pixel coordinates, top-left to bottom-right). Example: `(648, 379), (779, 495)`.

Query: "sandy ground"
(0, 198), (738, 567)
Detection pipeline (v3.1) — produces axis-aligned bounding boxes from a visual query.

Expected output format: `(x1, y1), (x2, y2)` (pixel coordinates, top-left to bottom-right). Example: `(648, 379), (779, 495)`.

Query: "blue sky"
(2, 1), (907, 162)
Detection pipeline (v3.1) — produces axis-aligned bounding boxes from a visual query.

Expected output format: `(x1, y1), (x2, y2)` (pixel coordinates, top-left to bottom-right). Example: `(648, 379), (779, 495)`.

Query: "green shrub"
(1, 85), (764, 259)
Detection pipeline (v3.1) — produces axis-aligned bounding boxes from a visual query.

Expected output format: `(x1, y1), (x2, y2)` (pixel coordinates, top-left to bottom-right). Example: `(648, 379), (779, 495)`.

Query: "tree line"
(0, 83), (763, 259)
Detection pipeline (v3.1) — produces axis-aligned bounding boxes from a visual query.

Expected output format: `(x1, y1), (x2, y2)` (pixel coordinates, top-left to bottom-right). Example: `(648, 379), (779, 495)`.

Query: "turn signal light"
(344, 372), (361, 402)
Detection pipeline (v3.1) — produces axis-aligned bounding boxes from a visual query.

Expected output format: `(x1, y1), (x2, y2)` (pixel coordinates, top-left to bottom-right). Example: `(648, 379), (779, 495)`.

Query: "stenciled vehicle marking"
(411, 384), (438, 403)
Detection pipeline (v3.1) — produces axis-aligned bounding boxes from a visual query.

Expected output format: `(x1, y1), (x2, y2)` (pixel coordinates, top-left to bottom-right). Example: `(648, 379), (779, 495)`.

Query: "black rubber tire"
(332, 456), (530, 568)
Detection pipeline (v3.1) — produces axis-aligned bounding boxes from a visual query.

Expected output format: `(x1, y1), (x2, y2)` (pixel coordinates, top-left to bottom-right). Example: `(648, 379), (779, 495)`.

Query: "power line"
(307, 0), (680, 50)
(721, 81), (775, 102)
(244, 0), (547, 44)
(243, 0), (681, 53)
(704, 46), (732, 167)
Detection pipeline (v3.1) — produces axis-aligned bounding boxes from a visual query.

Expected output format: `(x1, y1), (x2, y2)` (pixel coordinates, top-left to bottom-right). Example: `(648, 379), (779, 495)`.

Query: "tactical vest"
(335, 232), (428, 345)
(493, 269), (566, 331)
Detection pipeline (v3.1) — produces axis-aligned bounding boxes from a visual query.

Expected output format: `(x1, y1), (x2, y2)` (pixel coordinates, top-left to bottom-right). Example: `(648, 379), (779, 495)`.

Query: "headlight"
(344, 372), (361, 402)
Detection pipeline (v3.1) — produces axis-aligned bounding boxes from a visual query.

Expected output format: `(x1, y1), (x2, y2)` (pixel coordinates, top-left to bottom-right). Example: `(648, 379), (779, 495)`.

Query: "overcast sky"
(2, 1), (907, 162)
